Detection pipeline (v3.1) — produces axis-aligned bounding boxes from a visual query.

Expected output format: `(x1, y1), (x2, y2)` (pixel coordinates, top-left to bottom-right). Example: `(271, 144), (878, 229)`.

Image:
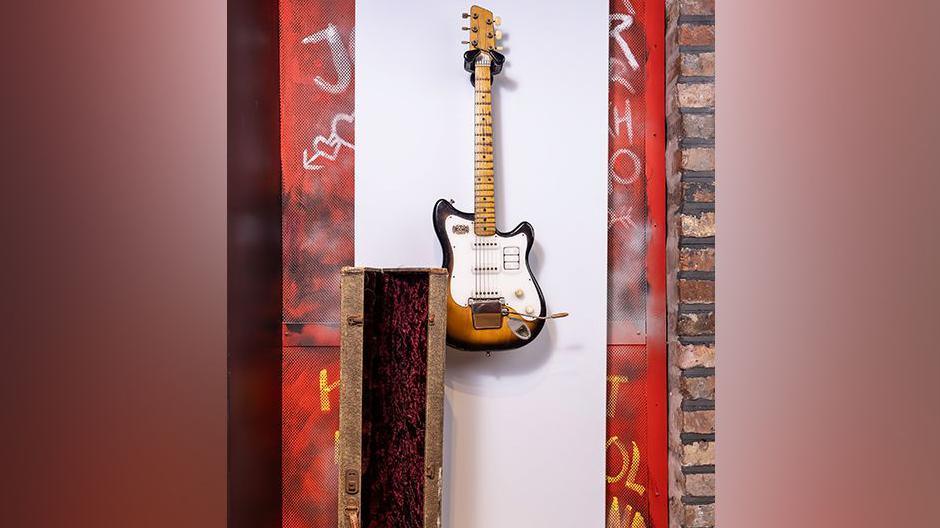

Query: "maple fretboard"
(473, 53), (496, 236)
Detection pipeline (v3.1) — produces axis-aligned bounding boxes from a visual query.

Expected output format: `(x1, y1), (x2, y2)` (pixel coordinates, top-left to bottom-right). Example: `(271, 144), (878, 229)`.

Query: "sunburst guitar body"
(433, 199), (546, 351)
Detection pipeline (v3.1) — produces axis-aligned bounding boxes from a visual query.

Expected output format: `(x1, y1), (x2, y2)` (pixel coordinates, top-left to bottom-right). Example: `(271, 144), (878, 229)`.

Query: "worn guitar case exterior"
(338, 267), (447, 528)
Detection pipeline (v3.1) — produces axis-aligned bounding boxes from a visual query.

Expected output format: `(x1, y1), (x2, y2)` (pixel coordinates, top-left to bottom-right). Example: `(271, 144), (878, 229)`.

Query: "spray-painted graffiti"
(610, 147), (643, 187)
(280, 1), (355, 527)
(301, 24), (356, 171)
(607, 346), (653, 528)
(609, 1), (640, 94)
(281, 0), (355, 342)
(607, 0), (655, 525)
(610, 99), (635, 142)
(607, 0), (649, 338)
(303, 112), (355, 170)
(301, 23), (353, 94)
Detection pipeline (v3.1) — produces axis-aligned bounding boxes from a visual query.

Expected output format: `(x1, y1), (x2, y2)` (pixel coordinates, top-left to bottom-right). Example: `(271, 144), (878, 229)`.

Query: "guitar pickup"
(502, 246), (520, 270)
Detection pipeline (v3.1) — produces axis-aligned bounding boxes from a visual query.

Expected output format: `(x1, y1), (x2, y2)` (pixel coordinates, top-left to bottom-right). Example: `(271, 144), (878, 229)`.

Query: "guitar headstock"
(461, 5), (503, 53)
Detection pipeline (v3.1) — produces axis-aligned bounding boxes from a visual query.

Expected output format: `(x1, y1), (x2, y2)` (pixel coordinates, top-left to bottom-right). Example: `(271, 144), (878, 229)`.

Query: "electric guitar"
(433, 6), (564, 352)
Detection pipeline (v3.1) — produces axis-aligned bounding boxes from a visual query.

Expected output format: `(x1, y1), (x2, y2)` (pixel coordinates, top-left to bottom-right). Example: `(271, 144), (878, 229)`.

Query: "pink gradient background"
(718, 0), (940, 525)
(2, 1), (225, 526)
(2, 0), (939, 526)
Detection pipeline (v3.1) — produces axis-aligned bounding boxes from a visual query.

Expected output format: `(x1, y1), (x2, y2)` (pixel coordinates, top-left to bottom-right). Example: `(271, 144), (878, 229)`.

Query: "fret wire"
(473, 57), (495, 237)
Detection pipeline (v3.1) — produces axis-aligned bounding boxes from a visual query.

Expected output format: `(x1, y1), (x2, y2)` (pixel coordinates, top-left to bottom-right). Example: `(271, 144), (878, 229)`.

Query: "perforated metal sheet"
(607, 1), (668, 526)
(606, 344), (653, 527)
(608, 0), (651, 345)
(279, 1), (352, 526)
(282, 346), (341, 528)
(280, 0), (355, 347)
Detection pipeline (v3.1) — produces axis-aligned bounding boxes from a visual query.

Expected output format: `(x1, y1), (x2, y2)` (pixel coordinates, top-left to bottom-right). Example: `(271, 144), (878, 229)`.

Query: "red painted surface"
(642, 1), (668, 526)
(278, 1), (353, 527)
(607, 0), (667, 526)
(278, 1), (667, 526)
(282, 347), (340, 528)
(280, 0), (355, 348)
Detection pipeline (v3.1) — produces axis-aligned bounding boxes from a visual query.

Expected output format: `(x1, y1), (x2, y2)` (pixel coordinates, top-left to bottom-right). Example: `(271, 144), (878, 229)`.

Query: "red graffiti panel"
(607, 345), (652, 527)
(283, 347), (341, 528)
(279, 0), (353, 526)
(608, 0), (650, 345)
(280, 0), (355, 347)
(607, 0), (667, 526)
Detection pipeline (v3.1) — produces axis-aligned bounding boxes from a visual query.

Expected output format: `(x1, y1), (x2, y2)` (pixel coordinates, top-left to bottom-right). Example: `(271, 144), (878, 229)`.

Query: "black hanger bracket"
(464, 49), (505, 86)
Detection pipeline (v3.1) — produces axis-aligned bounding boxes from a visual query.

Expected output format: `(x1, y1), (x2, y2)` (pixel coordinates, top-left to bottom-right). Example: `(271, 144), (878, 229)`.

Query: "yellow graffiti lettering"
(320, 369), (340, 412)
(607, 496), (625, 528)
(625, 440), (646, 495)
(607, 496), (647, 528)
(334, 429), (340, 465)
(632, 511), (646, 528)
(607, 375), (629, 417)
(607, 436), (628, 484)
(606, 437), (646, 495)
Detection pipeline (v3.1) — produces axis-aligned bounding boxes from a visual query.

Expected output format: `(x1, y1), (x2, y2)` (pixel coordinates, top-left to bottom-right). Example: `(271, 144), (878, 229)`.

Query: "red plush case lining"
(359, 272), (429, 528)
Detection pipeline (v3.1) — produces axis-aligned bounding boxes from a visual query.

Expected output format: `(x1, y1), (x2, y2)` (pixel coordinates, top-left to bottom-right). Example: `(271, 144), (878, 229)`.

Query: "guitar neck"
(473, 54), (496, 236)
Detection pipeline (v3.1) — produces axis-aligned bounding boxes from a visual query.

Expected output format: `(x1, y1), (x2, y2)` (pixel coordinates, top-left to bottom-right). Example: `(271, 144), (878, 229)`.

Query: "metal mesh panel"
(280, 0), (355, 346)
(608, 0), (650, 344)
(607, 2), (661, 526)
(606, 344), (652, 527)
(282, 346), (341, 528)
(280, 2), (352, 527)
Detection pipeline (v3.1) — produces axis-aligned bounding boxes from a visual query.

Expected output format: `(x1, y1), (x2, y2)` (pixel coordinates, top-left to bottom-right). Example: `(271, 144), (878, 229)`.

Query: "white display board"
(355, 1), (608, 526)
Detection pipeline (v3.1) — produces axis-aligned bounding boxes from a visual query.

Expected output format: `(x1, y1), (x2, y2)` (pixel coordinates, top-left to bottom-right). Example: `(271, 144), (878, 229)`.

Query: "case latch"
(344, 468), (359, 495)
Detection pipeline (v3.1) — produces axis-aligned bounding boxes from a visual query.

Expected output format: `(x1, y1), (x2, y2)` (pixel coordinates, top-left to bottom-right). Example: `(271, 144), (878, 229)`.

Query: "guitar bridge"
(470, 298), (503, 329)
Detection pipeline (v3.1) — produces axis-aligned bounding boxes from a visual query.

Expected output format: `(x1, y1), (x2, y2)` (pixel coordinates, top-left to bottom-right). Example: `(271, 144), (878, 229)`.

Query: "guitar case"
(338, 267), (447, 528)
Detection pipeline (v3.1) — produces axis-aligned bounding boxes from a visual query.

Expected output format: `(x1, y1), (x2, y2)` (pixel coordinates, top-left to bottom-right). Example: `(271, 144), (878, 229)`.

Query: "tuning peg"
(462, 26), (470, 31)
(462, 12), (470, 18)
(494, 16), (502, 26)
(461, 40), (470, 45)
(495, 45), (504, 51)
(495, 30), (503, 39)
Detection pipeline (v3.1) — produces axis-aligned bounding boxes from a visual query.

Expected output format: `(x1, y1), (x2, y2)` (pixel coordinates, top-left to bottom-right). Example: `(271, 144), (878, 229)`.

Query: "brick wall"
(665, 0), (715, 526)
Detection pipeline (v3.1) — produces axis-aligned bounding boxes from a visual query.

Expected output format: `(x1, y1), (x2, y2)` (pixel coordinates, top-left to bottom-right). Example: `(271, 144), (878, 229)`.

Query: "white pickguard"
(444, 214), (542, 317)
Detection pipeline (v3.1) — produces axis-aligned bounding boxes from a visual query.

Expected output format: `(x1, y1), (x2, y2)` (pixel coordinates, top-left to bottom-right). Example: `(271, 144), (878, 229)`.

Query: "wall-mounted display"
(230, 1), (667, 527)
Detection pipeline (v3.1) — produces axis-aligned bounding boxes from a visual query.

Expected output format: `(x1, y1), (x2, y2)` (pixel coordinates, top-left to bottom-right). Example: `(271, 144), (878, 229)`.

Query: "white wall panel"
(356, 1), (608, 525)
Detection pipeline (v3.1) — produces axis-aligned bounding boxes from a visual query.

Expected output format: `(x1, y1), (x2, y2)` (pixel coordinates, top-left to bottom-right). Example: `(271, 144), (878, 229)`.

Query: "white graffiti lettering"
(301, 24), (353, 94)
(609, 205), (637, 229)
(610, 13), (639, 71)
(609, 57), (637, 95)
(303, 113), (355, 170)
(610, 148), (642, 186)
(610, 99), (635, 144)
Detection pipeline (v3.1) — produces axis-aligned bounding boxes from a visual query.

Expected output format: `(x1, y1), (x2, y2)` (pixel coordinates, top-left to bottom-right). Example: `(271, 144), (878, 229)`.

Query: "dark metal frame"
(228, 1), (282, 526)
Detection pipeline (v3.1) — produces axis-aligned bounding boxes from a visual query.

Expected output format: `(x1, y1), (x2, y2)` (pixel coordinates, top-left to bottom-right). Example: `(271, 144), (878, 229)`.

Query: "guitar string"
(480, 56), (486, 297)
(484, 55), (492, 298)
(474, 57), (478, 299)
(475, 52), (479, 299)
(482, 57), (486, 297)
(477, 77), (481, 298)
(474, 53), (495, 298)
(475, 57), (481, 298)
(486, 57), (493, 298)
